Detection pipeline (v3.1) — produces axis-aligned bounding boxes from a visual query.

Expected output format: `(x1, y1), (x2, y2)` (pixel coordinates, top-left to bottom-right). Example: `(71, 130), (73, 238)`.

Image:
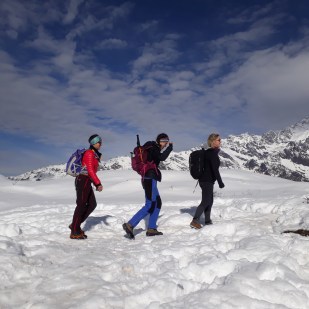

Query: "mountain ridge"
(8, 117), (309, 182)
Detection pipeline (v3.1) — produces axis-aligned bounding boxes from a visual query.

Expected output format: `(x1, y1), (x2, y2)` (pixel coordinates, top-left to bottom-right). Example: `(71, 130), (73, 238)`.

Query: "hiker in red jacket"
(70, 134), (103, 239)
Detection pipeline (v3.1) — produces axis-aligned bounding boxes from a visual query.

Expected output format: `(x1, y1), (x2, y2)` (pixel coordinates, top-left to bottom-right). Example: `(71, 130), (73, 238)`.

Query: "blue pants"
(129, 178), (162, 229)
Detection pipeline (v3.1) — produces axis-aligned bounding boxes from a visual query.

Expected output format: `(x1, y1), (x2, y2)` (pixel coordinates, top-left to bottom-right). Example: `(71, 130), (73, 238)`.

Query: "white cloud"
(227, 2), (274, 25)
(63, 0), (84, 24)
(66, 1), (134, 39)
(98, 38), (128, 49)
(1, 0), (309, 176)
(24, 26), (77, 72)
(6, 29), (18, 39)
(0, 1), (29, 32)
(132, 37), (181, 73)
(0, 1), (63, 38)
(208, 38), (309, 130)
(140, 20), (159, 32)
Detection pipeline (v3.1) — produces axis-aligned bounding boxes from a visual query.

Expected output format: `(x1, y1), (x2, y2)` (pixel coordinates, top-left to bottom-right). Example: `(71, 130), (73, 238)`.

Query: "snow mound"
(0, 224), (22, 237)
(0, 170), (309, 308)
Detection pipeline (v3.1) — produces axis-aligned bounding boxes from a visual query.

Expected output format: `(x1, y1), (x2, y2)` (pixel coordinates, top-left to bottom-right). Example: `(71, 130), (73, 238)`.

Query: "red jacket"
(82, 149), (101, 186)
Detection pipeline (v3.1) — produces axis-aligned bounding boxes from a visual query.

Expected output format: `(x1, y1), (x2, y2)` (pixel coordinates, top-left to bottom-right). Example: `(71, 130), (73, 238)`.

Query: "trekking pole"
(136, 134), (140, 147)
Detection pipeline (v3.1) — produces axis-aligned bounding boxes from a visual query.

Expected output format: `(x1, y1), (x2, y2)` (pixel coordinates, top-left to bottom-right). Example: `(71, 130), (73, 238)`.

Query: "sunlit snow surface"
(0, 170), (309, 308)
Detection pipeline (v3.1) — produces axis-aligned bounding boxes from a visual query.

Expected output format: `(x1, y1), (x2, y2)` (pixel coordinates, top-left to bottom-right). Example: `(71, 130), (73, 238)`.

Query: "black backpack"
(189, 148), (205, 179)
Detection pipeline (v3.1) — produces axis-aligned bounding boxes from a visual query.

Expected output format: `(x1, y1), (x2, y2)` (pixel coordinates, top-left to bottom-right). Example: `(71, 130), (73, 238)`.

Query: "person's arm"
(158, 143), (173, 161)
(210, 153), (224, 188)
(83, 151), (102, 187)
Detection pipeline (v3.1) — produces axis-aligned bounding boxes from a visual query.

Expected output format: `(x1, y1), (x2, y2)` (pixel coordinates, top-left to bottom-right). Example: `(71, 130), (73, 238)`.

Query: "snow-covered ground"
(0, 170), (309, 309)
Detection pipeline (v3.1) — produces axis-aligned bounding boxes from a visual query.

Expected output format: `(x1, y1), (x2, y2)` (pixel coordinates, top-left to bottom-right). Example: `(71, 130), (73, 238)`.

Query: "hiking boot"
(190, 219), (202, 229)
(122, 223), (134, 239)
(205, 220), (213, 225)
(146, 229), (163, 236)
(70, 232), (86, 239)
(69, 224), (87, 238)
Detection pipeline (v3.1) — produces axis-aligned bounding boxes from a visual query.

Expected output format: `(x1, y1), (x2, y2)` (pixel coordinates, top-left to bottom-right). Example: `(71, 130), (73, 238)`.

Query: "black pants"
(193, 182), (214, 223)
(71, 175), (97, 233)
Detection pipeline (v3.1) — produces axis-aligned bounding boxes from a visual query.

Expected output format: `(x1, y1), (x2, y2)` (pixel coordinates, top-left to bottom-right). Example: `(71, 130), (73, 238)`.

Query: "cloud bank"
(0, 0), (309, 175)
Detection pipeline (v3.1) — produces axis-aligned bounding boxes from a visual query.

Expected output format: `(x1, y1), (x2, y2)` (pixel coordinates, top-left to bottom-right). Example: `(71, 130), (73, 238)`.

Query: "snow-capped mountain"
(150, 116), (309, 182)
(221, 117), (309, 182)
(8, 117), (309, 182)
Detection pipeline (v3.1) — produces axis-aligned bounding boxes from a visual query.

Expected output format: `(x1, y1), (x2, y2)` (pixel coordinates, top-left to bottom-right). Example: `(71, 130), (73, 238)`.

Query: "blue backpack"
(66, 149), (87, 177)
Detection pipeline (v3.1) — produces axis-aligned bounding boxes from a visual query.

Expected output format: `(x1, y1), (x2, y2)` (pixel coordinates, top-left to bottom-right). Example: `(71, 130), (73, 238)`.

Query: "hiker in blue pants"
(129, 178), (161, 230)
(123, 133), (173, 238)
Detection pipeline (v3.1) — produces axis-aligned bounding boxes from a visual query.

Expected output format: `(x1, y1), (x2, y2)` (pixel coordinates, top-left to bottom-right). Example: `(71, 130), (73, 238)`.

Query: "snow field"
(0, 170), (309, 308)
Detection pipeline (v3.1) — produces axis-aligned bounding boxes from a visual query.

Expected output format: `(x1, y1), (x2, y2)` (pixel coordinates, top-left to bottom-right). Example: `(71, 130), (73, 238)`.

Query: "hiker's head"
(208, 133), (221, 148)
(156, 133), (169, 149)
(89, 134), (102, 150)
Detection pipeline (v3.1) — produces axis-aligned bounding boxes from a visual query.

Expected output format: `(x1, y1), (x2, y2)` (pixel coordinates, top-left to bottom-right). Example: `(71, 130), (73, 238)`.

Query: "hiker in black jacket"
(190, 133), (224, 229)
(123, 133), (173, 238)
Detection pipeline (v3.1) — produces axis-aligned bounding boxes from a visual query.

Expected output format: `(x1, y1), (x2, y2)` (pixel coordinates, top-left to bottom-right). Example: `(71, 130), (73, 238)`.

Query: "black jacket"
(144, 141), (173, 182)
(199, 148), (224, 187)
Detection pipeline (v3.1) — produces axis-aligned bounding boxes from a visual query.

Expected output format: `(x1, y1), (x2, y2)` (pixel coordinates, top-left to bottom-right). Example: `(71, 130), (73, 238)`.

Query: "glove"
(219, 182), (225, 189)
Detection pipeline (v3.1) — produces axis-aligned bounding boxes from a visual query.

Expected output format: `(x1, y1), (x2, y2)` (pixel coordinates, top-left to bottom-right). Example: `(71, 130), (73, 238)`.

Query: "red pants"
(71, 175), (97, 233)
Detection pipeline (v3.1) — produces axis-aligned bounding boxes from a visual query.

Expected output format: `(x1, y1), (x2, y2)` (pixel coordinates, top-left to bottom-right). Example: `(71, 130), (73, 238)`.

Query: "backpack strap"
(193, 180), (199, 193)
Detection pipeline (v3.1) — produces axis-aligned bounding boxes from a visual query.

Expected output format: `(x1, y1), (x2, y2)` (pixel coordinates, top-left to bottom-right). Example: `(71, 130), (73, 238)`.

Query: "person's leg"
(148, 184), (161, 229)
(128, 178), (154, 228)
(81, 188), (97, 224)
(71, 176), (91, 234)
(193, 182), (208, 221)
(146, 182), (164, 236)
(203, 183), (214, 223)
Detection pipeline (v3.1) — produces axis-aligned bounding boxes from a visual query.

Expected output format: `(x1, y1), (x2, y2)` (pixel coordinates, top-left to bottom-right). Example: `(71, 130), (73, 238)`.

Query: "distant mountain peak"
(8, 117), (309, 182)
(291, 116), (309, 128)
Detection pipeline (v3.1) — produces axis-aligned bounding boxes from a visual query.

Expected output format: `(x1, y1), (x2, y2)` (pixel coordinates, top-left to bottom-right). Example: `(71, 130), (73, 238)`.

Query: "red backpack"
(131, 135), (158, 177)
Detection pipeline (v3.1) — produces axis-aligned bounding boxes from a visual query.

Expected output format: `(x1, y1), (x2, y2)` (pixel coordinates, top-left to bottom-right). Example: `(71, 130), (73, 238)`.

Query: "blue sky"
(1, 0), (309, 176)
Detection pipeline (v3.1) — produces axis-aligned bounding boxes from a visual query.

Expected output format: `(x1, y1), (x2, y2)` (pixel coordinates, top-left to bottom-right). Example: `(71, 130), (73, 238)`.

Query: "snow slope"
(1, 170), (309, 308)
